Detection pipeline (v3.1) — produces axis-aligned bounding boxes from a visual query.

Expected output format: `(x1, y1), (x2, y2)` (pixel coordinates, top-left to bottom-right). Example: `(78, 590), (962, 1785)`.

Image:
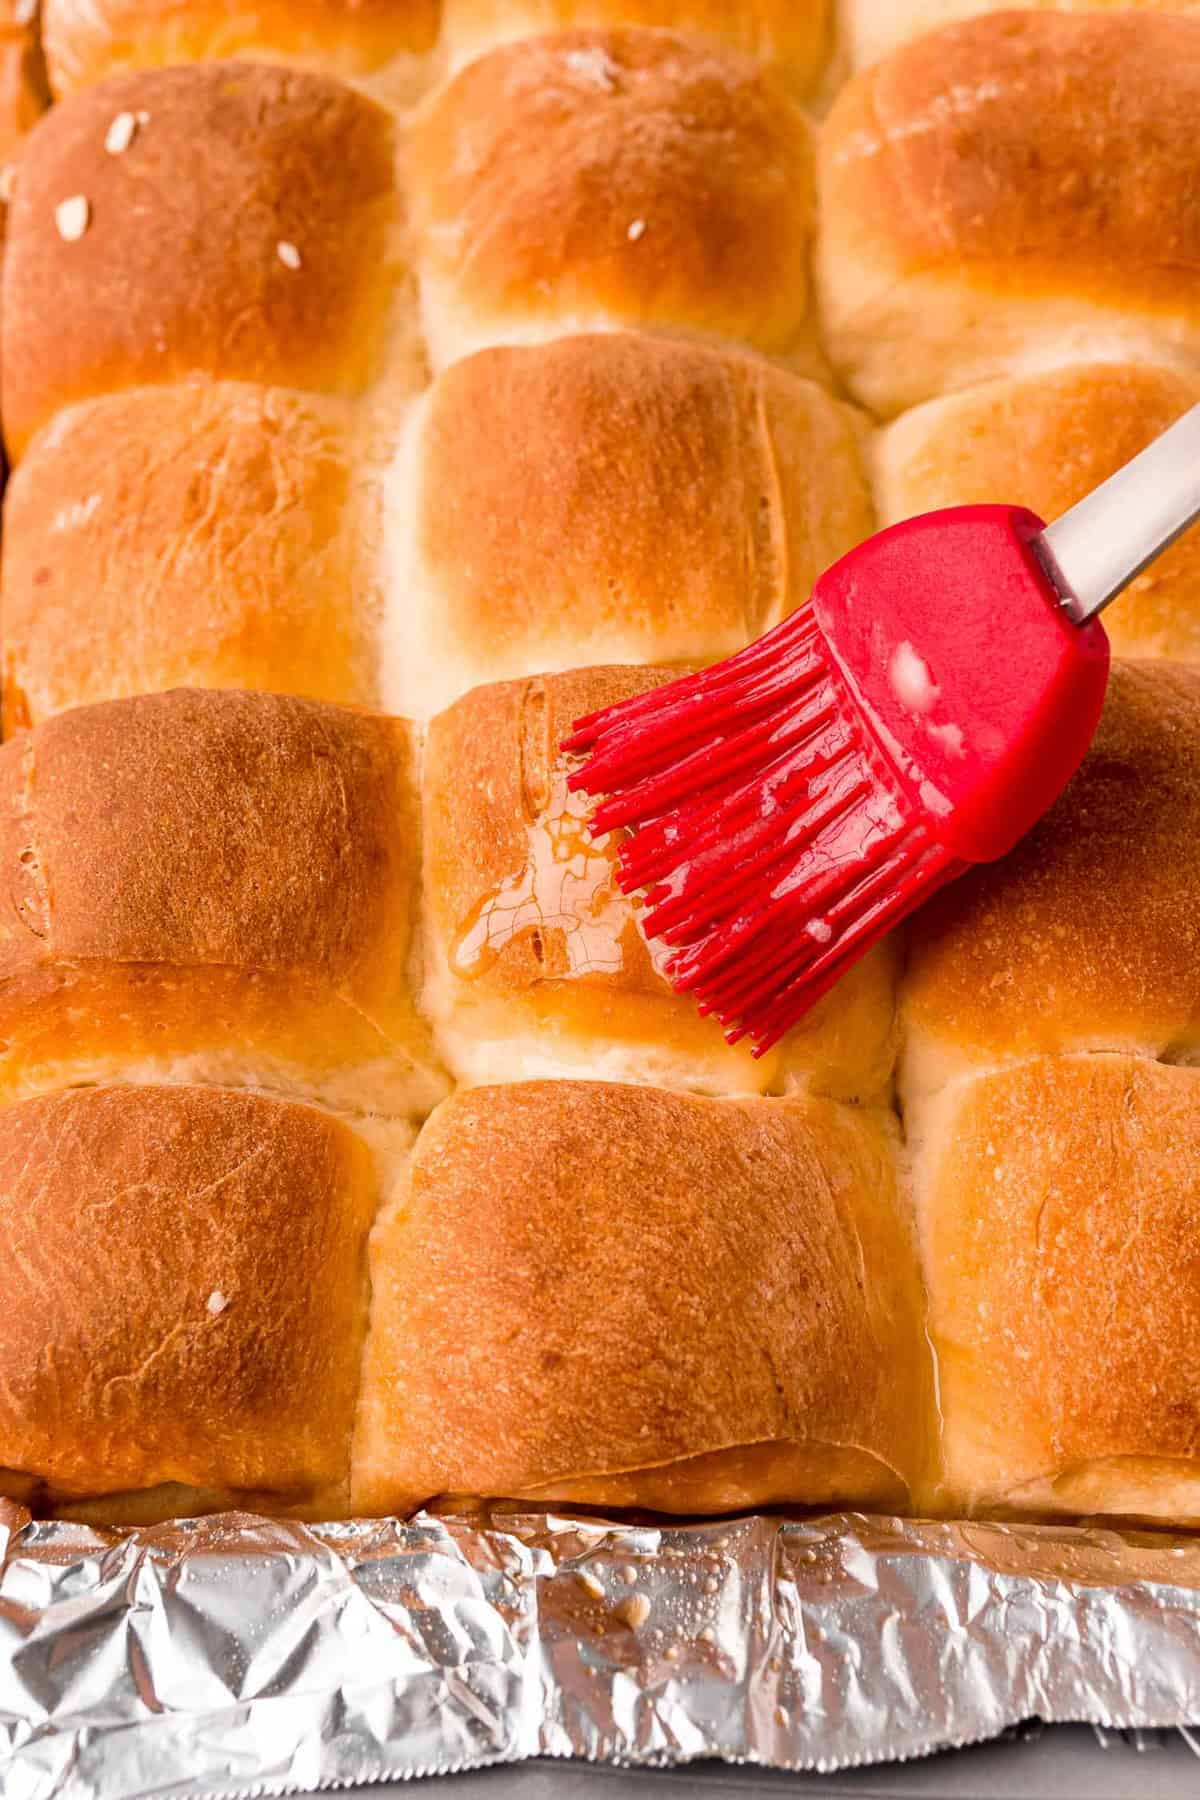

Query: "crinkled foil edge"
(2, 1502), (1200, 1799)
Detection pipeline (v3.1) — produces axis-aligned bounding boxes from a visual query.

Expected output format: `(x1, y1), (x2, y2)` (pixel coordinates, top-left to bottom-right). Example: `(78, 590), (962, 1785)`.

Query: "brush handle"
(1038, 401), (1200, 626)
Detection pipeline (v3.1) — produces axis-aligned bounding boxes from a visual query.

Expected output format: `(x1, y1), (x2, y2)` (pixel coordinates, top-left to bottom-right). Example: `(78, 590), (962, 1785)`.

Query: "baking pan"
(293, 1729), (1199, 1800)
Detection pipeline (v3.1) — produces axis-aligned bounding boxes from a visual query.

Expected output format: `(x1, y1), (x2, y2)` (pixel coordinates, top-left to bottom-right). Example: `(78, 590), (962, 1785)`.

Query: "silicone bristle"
(566, 602), (964, 1052)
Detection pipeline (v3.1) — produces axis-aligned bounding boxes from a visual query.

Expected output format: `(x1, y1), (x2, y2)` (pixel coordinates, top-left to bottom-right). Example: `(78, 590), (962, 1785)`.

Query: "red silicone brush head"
(565, 505), (1111, 1054)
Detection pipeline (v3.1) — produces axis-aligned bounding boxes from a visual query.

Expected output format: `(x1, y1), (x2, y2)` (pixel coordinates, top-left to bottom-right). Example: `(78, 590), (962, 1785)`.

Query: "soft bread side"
(915, 1055), (1200, 1524)
(423, 666), (898, 1098)
(820, 12), (1200, 414)
(41, 0), (438, 96)
(0, 1083), (380, 1518)
(380, 334), (872, 719)
(352, 1080), (931, 1514)
(408, 28), (816, 368)
(2, 61), (411, 453)
(441, 0), (831, 94)
(873, 364), (1200, 663)
(0, 687), (445, 1114)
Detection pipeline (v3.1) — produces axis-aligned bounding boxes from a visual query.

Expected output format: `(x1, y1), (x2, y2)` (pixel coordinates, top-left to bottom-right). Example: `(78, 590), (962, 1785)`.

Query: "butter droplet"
(450, 766), (640, 984)
(627, 217), (646, 241)
(890, 640), (939, 714)
(576, 1570), (604, 1600)
(613, 1593), (650, 1630)
(276, 240), (302, 270)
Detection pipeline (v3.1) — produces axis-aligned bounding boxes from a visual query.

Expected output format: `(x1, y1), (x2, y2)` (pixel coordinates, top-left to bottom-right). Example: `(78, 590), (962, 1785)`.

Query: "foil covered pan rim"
(3, 1503), (1200, 1799)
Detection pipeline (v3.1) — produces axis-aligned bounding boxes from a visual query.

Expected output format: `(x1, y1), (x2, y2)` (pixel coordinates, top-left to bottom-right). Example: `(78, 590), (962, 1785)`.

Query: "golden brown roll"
(3, 385), (377, 729)
(844, 0), (1200, 72)
(423, 666), (898, 1099)
(442, 1), (831, 94)
(381, 333), (873, 718)
(0, 0), (47, 169)
(873, 363), (1200, 663)
(407, 28), (816, 369)
(916, 1055), (1200, 1524)
(352, 1081), (929, 1515)
(2, 60), (410, 455)
(0, 687), (446, 1114)
(901, 662), (1200, 1103)
(41, 0), (438, 96)
(0, 1083), (380, 1519)
(819, 12), (1200, 416)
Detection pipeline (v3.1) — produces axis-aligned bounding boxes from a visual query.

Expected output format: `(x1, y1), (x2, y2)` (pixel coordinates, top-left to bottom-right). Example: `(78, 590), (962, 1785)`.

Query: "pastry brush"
(565, 404), (1200, 1054)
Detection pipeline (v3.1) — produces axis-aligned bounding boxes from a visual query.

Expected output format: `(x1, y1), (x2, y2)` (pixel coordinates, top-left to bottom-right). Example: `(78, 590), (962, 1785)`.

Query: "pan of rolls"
(0, 0), (1198, 1545)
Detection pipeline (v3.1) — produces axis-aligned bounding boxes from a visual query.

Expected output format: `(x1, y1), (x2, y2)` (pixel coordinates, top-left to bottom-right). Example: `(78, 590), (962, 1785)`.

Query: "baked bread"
(873, 364), (1200, 663)
(820, 11), (1200, 415)
(407, 28), (818, 371)
(383, 334), (872, 719)
(441, 2), (831, 94)
(842, 0), (1200, 71)
(353, 1080), (929, 1515)
(897, 660), (1200, 1519)
(2, 385), (374, 727)
(0, 1083), (385, 1521)
(423, 664), (897, 1098)
(915, 1055), (1200, 1525)
(901, 662), (1200, 1106)
(2, 60), (415, 456)
(40, 0), (439, 96)
(0, 686), (444, 1115)
(0, 0), (48, 454)
(0, 0), (46, 170)
(1, 320), (870, 726)
(0, 6), (1199, 1530)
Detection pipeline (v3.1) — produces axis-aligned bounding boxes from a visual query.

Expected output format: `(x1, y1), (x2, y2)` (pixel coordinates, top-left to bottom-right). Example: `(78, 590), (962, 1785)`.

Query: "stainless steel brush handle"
(1038, 401), (1200, 626)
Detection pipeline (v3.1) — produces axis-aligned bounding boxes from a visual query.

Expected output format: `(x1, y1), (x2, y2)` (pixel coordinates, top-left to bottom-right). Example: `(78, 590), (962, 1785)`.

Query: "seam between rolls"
(750, 363), (789, 638)
(903, 1038), (1200, 1120)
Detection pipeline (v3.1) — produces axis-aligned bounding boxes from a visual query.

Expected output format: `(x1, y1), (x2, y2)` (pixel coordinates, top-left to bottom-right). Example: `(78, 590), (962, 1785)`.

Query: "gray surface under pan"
(286, 1727), (1199, 1800)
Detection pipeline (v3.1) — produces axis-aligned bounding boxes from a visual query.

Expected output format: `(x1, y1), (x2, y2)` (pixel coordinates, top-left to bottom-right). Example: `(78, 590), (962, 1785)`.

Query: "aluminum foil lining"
(3, 1500), (1200, 1799)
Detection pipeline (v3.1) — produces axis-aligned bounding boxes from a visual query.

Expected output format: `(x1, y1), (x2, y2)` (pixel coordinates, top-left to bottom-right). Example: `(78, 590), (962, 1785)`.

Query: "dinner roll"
(0, 688), (445, 1114)
(407, 28), (816, 369)
(2, 60), (413, 455)
(0, 1083), (379, 1519)
(819, 11), (1200, 415)
(41, 0), (438, 96)
(902, 662), (1200, 1104)
(0, 0), (47, 167)
(352, 1081), (929, 1514)
(916, 1054), (1200, 1524)
(442, 1), (831, 94)
(3, 385), (376, 729)
(844, 0), (1200, 71)
(380, 334), (873, 719)
(874, 364), (1200, 663)
(423, 666), (898, 1098)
